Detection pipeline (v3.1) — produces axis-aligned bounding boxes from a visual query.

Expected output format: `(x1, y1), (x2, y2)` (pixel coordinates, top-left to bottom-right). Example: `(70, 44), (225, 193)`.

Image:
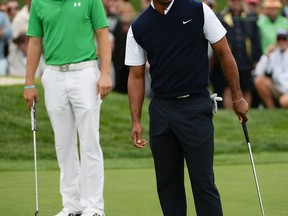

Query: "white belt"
(46, 60), (97, 72)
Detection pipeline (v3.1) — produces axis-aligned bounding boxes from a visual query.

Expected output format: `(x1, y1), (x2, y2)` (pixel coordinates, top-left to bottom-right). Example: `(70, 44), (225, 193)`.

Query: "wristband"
(24, 85), (35, 89)
(232, 97), (244, 104)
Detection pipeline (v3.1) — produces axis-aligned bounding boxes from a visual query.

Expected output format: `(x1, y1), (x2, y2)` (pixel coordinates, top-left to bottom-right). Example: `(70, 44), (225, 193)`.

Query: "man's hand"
(97, 73), (112, 99)
(232, 97), (249, 123)
(131, 122), (148, 148)
(23, 88), (38, 110)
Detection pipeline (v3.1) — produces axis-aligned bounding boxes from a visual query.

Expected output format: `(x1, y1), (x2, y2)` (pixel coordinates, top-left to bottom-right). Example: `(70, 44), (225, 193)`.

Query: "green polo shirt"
(257, 15), (288, 54)
(27, 0), (109, 65)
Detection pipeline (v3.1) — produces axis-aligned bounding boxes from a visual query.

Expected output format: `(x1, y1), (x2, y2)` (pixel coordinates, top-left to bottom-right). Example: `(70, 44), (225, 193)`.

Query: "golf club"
(31, 101), (39, 216)
(242, 120), (265, 216)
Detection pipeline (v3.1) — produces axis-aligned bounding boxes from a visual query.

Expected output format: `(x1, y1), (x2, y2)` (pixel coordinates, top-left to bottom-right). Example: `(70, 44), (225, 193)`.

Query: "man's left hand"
(97, 73), (112, 99)
(233, 98), (249, 123)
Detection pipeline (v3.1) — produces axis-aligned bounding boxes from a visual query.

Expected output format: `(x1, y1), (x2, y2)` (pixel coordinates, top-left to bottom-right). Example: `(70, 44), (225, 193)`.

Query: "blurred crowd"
(0, 0), (44, 78)
(205, 0), (288, 108)
(0, 0), (288, 109)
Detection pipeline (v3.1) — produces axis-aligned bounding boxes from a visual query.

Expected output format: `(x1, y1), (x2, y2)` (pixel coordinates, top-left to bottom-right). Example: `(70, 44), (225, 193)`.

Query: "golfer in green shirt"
(23, 0), (112, 215)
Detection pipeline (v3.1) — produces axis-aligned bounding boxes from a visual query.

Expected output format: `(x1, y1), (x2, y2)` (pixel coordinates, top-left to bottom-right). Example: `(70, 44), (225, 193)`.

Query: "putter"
(242, 121), (265, 216)
(31, 101), (39, 216)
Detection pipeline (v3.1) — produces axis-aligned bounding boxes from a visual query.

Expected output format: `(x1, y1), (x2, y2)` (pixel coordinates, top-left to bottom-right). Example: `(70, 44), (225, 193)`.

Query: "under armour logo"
(74, 2), (81, 6)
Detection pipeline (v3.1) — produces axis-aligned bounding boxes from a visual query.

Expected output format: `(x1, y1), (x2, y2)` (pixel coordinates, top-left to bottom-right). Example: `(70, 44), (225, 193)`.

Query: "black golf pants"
(149, 96), (223, 216)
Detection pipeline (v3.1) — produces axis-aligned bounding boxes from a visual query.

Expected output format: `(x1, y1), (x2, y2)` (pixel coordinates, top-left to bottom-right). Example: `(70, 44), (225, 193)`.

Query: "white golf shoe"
(54, 208), (81, 216)
(81, 212), (101, 216)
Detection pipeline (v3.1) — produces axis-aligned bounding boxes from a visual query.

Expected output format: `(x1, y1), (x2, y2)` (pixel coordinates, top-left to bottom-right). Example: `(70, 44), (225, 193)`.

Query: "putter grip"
(242, 121), (250, 143)
(31, 101), (36, 131)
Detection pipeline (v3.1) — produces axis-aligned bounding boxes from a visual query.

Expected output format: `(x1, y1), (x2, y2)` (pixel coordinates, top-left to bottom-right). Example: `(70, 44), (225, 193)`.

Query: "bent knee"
(254, 76), (271, 87)
(279, 94), (288, 108)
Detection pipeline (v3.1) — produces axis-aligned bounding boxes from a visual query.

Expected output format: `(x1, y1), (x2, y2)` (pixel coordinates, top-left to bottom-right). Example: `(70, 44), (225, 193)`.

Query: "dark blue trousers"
(149, 96), (223, 216)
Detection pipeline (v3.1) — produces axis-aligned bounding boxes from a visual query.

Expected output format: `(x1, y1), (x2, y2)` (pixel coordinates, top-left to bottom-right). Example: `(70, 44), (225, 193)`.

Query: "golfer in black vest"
(125, 0), (249, 215)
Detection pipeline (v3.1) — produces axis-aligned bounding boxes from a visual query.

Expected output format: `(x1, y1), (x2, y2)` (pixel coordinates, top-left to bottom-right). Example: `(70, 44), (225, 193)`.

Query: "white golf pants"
(41, 62), (104, 214)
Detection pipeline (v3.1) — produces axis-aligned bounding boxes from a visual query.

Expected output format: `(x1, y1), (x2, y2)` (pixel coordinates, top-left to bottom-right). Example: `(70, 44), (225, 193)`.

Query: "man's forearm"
(25, 37), (42, 85)
(212, 37), (243, 100)
(96, 27), (111, 76)
(220, 55), (243, 100)
(127, 66), (146, 124)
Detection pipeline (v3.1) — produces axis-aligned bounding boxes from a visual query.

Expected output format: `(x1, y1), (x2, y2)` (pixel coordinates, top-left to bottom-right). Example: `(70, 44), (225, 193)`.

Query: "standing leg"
(149, 98), (187, 216)
(185, 135), (222, 216)
(42, 69), (81, 213)
(174, 98), (223, 216)
(68, 66), (104, 215)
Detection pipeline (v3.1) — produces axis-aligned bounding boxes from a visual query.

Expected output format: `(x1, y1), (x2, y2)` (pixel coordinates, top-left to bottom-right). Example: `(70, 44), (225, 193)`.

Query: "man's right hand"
(23, 88), (38, 110)
(131, 122), (148, 148)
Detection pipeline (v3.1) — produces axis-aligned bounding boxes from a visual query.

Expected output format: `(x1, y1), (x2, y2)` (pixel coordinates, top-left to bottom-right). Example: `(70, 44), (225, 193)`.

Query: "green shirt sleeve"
(27, 0), (43, 38)
(90, 0), (109, 30)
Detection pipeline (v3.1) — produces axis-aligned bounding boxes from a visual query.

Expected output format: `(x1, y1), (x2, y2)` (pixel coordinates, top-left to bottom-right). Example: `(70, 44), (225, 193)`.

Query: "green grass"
(1, 84), (288, 161)
(1, 81), (288, 215)
(213, 109), (288, 153)
(1, 162), (288, 215)
(1, 152), (288, 172)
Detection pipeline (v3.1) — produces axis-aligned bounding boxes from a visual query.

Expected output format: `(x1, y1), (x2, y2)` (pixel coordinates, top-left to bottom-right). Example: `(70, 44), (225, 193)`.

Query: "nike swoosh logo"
(183, 19), (192, 24)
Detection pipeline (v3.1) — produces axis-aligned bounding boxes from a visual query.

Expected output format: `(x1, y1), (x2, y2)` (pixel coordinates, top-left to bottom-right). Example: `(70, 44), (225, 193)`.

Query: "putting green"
(0, 163), (287, 215)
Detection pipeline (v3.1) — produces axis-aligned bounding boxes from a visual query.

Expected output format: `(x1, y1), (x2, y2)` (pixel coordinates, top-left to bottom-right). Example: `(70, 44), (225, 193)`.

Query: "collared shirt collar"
(151, 0), (175, 14)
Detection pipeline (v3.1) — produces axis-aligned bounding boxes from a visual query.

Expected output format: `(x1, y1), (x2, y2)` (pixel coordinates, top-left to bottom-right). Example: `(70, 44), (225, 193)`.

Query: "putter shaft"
(242, 121), (265, 216)
(31, 101), (39, 215)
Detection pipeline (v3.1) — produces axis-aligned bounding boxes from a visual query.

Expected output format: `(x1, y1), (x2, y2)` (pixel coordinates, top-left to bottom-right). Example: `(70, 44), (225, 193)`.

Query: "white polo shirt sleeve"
(125, 26), (147, 66)
(202, 3), (226, 44)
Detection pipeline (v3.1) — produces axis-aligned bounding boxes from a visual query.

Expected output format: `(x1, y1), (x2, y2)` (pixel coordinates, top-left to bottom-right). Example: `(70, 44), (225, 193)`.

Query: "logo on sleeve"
(74, 2), (81, 7)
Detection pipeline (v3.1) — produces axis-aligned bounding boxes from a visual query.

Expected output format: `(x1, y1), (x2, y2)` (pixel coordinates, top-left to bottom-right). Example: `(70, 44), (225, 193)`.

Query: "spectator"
(0, 9), (11, 75)
(103, 0), (135, 93)
(211, 0), (262, 108)
(7, 0), (44, 76)
(203, 0), (216, 11)
(245, 0), (260, 15)
(6, 0), (18, 21)
(107, 0), (121, 14)
(254, 29), (288, 108)
(116, 1), (136, 34)
(257, 0), (288, 53)
(0, 0), (7, 12)
(140, 0), (151, 11)
(8, 30), (44, 77)
(8, 0), (29, 59)
(11, 0), (30, 42)
(112, 0), (136, 93)
(3, 0), (18, 57)
(102, 0), (126, 91)
(282, 0), (288, 17)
